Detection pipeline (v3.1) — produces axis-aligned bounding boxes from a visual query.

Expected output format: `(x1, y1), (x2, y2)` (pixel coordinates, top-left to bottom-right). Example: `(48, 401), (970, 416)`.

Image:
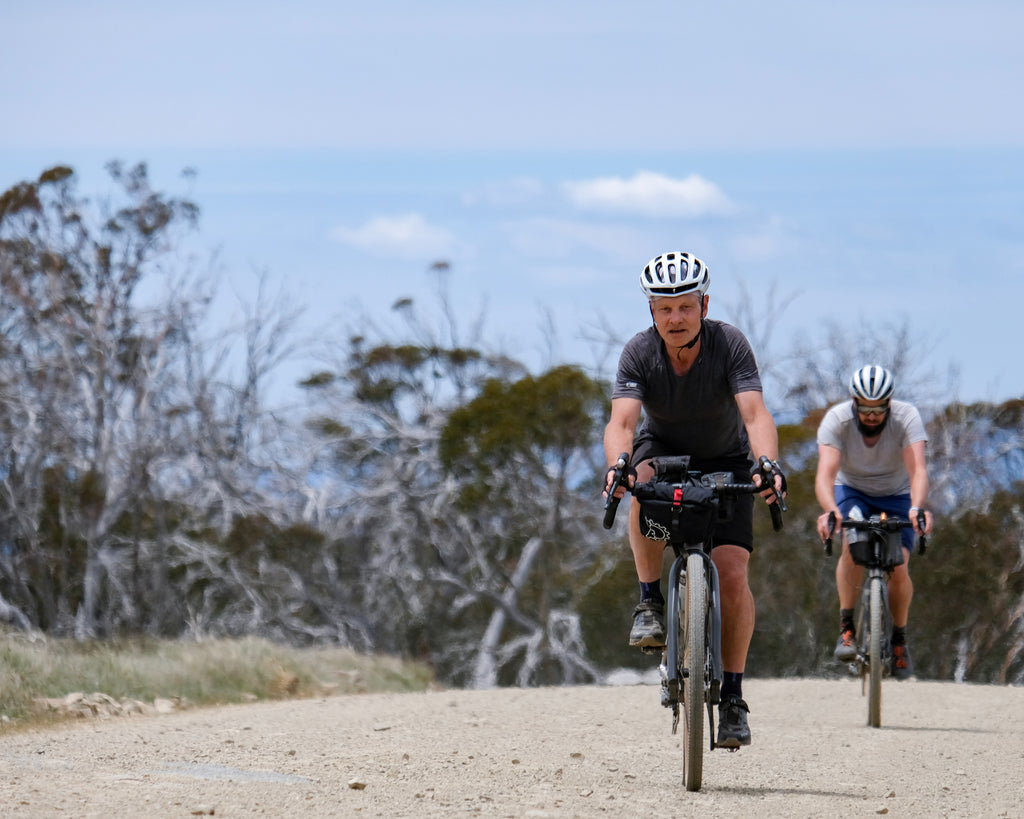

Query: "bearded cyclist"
(814, 365), (934, 679)
(602, 251), (786, 748)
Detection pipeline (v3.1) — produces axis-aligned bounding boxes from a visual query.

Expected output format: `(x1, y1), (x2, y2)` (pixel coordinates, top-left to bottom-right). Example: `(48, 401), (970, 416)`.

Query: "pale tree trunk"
(471, 535), (544, 689)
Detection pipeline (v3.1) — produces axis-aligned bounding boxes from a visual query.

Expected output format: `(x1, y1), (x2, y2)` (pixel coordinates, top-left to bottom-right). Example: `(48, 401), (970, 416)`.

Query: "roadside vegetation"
(0, 627), (434, 733)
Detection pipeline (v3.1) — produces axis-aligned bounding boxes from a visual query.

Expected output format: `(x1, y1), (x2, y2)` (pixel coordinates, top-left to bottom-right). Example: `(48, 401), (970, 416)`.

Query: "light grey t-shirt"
(611, 320), (762, 462)
(816, 399), (928, 496)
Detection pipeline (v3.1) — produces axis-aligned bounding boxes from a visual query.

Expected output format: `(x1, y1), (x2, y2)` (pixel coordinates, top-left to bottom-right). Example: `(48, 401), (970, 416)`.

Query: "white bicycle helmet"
(849, 365), (895, 401)
(639, 252), (710, 299)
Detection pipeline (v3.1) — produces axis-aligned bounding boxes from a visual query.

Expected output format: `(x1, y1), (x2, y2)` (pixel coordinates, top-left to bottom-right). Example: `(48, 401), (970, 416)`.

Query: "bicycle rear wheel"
(867, 576), (883, 727)
(681, 552), (707, 792)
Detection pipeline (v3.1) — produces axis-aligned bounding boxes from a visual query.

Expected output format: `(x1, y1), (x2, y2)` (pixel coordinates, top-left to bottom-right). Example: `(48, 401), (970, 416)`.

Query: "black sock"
(721, 671), (744, 701)
(892, 626), (906, 646)
(840, 609), (855, 634)
(640, 581), (664, 606)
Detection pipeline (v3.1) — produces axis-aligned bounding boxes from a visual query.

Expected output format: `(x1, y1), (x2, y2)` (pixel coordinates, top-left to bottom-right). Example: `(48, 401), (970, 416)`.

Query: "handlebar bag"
(848, 529), (905, 569)
(639, 483), (719, 544)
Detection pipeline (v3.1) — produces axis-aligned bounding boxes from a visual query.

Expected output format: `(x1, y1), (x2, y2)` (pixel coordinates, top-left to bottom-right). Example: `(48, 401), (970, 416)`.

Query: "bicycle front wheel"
(867, 576), (884, 727)
(682, 552), (708, 792)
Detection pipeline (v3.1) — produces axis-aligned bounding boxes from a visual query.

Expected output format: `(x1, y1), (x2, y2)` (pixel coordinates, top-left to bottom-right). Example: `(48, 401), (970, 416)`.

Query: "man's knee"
(713, 546), (749, 590)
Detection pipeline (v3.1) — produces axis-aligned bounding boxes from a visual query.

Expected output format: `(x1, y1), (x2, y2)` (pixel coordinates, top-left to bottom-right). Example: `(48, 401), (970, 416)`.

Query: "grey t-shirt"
(816, 399), (928, 495)
(611, 320), (762, 462)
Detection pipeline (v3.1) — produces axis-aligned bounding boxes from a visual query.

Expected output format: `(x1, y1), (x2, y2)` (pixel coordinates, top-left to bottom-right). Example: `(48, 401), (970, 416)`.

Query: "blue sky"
(3, 1), (1023, 408)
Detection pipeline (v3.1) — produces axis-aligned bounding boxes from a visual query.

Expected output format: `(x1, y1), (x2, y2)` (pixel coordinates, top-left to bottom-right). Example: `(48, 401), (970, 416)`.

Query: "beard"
(856, 413), (889, 437)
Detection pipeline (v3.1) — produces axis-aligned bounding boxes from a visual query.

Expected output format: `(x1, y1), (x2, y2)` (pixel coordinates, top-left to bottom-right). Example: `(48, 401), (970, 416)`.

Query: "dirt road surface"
(2, 678), (1022, 818)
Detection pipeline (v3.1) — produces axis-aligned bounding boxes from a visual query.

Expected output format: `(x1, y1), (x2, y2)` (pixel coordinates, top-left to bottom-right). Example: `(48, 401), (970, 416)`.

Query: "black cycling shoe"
(628, 601), (666, 648)
(891, 643), (914, 680)
(716, 695), (751, 748)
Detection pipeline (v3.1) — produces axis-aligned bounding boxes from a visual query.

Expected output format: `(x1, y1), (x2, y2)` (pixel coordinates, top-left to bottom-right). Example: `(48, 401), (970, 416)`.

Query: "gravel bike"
(604, 454), (784, 791)
(823, 509), (927, 728)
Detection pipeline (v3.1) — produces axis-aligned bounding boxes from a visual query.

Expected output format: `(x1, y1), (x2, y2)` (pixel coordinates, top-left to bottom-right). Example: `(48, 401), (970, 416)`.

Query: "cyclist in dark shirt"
(603, 251), (785, 748)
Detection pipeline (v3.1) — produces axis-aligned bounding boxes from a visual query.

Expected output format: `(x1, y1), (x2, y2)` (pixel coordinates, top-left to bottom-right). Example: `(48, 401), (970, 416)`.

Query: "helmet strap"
(681, 321), (702, 349)
(680, 296), (707, 349)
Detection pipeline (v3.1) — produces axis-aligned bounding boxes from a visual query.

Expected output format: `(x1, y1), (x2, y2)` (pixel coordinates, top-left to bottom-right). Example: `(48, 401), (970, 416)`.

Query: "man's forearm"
(603, 426), (634, 466)
(746, 412), (779, 463)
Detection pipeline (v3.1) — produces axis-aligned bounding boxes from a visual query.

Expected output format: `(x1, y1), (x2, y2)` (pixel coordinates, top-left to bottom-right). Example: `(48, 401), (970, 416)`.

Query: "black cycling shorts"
(632, 433), (755, 552)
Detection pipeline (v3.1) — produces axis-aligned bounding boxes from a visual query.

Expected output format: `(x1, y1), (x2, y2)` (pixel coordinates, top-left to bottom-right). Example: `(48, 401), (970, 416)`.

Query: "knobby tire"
(868, 576), (883, 728)
(682, 552), (707, 792)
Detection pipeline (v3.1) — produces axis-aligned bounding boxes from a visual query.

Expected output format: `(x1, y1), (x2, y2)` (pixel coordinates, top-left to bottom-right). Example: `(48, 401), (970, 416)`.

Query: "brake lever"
(916, 508), (928, 555)
(757, 455), (787, 513)
(602, 453), (630, 530)
(824, 510), (836, 557)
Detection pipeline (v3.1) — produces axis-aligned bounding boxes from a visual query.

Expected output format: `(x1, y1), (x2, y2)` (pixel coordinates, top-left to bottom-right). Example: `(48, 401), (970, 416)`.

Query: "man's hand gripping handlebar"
(602, 452), (634, 529)
(752, 455), (787, 532)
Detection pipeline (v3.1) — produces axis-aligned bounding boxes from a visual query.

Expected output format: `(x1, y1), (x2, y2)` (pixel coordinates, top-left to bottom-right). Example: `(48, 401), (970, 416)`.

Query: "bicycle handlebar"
(603, 454), (785, 532)
(822, 509), (928, 557)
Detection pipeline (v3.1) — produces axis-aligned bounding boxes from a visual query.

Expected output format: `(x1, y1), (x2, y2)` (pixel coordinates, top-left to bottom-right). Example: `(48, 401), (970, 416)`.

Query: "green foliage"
(747, 460), (838, 676)
(299, 370), (337, 388)
(777, 420), (817, 452)
(305, 415), (350, 438)
(347, 342), (485, 410)
(577, 536), (666, 669)
(913, 488), (1024, 683)
(439, 364), (606, 502)
(224, 514), (326, 566)
(935, 398), (1024, 429)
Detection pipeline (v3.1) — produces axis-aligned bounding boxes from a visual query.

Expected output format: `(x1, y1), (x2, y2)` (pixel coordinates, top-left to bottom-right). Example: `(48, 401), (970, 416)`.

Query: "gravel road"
(2, 678), (1022, 817)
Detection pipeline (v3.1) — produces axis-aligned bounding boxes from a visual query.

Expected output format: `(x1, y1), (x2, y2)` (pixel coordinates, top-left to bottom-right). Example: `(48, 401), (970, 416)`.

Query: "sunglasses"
(855, 403), (889, 417)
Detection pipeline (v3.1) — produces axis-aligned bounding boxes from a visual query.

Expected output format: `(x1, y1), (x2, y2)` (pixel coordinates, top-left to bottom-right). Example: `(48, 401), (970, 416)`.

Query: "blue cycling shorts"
(834, 485), (915, 552)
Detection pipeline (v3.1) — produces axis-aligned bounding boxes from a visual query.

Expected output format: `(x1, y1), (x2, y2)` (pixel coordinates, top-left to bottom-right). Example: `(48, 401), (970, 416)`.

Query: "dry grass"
(0, 627), (434, 733)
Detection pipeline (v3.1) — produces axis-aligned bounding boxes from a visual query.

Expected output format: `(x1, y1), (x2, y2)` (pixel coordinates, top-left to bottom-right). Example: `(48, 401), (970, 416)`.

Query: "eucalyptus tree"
(0, 163), (204, 635)
(0, 163), (302, 639)
(298, 289), (613, 686)
(438, 364), (609, 687)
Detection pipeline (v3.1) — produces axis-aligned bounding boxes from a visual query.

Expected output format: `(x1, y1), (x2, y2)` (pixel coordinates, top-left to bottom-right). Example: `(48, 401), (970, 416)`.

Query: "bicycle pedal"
(712, 739), (742, 753)
(640, 645), (663, 656)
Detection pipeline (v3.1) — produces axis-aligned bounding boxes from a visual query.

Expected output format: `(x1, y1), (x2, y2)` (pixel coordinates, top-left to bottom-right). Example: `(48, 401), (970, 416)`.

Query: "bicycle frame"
(823, 510), (925, 728)
(629, 455), (782, 791)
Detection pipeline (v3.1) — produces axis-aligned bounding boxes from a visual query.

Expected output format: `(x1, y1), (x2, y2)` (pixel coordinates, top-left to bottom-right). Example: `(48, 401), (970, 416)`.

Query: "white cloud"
(561, 171), (736, 218)
(330, 214), (456, 258)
